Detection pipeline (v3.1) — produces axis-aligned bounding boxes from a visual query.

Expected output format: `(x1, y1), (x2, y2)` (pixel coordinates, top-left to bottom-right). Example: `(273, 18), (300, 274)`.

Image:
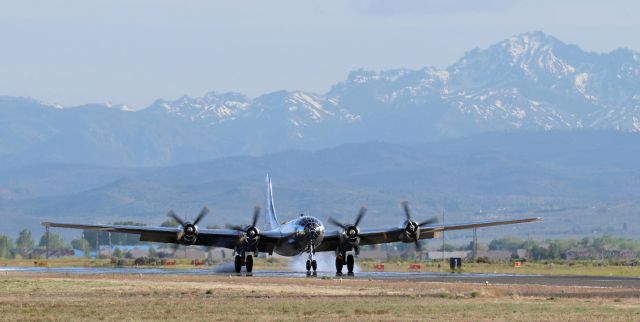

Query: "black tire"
(311, 260), (317, 271)
(306, 260), (311, 272)
(335, 256), (343, 274)
(246, 255), (253, 273)
(346, 254), (355, 273)
(234, 255), (242, 273)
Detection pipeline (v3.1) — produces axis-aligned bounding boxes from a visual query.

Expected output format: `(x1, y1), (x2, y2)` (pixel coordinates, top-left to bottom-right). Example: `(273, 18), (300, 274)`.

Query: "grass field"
(0, 271), (639, 321)
(3, 257), (640, 277)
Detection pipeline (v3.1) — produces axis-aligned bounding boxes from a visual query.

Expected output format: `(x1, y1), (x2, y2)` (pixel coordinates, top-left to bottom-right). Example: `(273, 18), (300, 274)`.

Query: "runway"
(2, 266), (640, 288)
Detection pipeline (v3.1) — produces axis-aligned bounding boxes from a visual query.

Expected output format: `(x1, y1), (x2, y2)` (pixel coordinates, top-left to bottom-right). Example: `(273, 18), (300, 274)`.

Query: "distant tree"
(0, 235), (14, 258)
(39, 232), (66, 250)
(528, 244), (549, 260)
(435, 243), (459, 252)
(488, 237), (525, 252)
(112, 247), (123, 259)
(206, 224), (221, 229)
(71, 238), (91, 258)
(148, 246), (158, 258)
(464, 240), (487, 252)
(125, 251), (134, 259)
(83, 221), (146, 249)
(161, 219), (180, 227)
(16, 229), (34, 257)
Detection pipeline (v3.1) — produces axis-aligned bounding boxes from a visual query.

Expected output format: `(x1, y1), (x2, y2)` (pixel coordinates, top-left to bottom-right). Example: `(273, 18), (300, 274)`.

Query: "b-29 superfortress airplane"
(43, 175), (541, 275)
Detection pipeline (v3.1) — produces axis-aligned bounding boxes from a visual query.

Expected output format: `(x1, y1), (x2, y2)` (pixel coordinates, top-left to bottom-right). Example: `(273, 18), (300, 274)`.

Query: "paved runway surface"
(3, 266), (640, 288)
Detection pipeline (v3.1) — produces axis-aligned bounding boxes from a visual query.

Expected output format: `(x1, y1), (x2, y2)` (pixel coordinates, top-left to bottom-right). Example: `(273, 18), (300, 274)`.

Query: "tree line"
(0, 222), (148, 259)
(0, 229), (90, 259)
(2, 226), (638, 261)
(0, 219), (219, 259)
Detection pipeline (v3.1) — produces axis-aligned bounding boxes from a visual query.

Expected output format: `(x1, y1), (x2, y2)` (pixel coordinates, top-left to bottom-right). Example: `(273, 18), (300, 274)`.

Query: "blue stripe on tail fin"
(265, 174), (280, 230)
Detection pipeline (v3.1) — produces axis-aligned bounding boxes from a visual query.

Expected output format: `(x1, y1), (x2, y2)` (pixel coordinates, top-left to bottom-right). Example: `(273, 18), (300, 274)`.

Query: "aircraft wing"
(41, 222), (244, 249)
(424, 217), (542, 233)
(317, 217), (541, 250)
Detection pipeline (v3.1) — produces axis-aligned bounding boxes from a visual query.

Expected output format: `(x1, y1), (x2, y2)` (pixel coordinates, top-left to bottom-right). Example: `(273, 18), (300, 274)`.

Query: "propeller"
(328, 206), (369, 245)
(400, 201), (438, 251)
(227, 206), (262, 245)
(167, 206), (210, 244)
(246, 206), (261, 239)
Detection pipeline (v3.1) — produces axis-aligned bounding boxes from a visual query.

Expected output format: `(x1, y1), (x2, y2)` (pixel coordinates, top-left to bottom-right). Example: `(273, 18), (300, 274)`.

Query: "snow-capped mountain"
(1, 31), (639, 168)
(446, 31), (640, 131)
(148, 31), (639, 137)
(146, 91), (251, 123)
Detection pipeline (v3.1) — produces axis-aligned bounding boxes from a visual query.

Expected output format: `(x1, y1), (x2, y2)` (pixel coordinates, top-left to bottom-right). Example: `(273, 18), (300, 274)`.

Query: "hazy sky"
(1, 0), (639, 108)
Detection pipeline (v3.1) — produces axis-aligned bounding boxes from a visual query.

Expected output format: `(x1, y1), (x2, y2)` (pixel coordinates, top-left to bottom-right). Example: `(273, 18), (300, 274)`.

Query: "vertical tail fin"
(265, 174), (280, 230)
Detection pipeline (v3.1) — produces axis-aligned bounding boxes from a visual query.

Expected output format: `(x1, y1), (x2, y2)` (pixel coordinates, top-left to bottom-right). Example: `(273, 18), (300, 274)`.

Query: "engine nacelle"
(245, 226), (260, 245)
(401, 220), (420, 243)
(181, 223), (198, 244)
(343, 225), (361, 245)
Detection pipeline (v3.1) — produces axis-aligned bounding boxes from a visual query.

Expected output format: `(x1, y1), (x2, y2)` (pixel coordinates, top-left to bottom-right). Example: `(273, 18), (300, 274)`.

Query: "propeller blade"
(167, 210), (186, 226)
(171, 244), (180, 257)
(354, 206), (367, 227)
(328, 217), (349, 230)
(418, 216), (438, 227)
(401, 201), (411, 220)
(414, 239), (422, 251)
(193, 206), (210, 226)
(251, 206), (261, 227)
(177, 230), (185, 241)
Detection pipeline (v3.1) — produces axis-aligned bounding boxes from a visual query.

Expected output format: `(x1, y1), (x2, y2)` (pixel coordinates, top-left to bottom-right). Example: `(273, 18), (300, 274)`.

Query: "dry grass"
(0, 272), (639, 321)
(359, 260), (640, 277)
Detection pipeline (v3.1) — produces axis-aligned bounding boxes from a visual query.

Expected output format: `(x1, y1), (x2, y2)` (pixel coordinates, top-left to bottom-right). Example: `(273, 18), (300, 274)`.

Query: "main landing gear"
(335, 253), (355, 276)
(306, 245), (317, 276)
(234, 253), (254, 274)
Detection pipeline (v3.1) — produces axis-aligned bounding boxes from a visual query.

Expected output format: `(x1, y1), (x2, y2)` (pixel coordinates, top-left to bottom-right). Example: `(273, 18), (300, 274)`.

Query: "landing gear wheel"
(311, 260), (317, 272)
(306, 260), (311, 272)
(234, 255), (242, 273)
(346, 254), (355, 275)
(335, 256), (344, 275)
(246, 255), (253, 273)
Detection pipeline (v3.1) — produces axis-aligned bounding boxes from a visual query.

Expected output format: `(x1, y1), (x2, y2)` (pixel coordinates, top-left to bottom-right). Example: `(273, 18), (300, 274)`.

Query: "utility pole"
(441, 207), (445, 270)
(95, 231), (99, 259)
(45, 226), (50, 260)
(472, 228), (478, 261)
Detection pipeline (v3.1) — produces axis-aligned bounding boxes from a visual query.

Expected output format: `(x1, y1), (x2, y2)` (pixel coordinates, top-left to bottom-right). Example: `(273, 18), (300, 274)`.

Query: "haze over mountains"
(1, 31), (640, 169)
(1, 31), (639, 241)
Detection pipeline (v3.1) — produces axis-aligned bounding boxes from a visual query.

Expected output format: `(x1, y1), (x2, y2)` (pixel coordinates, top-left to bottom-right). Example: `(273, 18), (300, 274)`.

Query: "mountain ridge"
(1, 132), (639, 240)
(1, 31), (639, 168)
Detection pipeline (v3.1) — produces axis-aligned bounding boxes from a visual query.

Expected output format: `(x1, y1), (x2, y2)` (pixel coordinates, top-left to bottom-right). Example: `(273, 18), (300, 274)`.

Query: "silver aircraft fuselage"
(271, 216), (325, 256)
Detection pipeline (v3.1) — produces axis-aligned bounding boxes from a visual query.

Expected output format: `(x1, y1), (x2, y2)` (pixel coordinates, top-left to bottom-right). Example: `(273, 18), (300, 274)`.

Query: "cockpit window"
(299, 217), (320, 226)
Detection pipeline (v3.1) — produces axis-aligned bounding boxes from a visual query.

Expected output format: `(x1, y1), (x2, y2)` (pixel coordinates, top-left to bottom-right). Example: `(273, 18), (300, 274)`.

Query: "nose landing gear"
(306, 244), (317, 276)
